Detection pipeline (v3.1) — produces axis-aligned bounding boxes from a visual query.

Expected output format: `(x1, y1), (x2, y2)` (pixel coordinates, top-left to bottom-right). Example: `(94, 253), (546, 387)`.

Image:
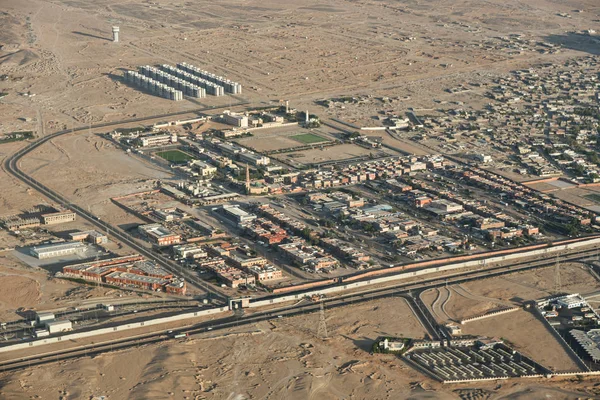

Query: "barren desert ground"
(2, 297), (600, 400)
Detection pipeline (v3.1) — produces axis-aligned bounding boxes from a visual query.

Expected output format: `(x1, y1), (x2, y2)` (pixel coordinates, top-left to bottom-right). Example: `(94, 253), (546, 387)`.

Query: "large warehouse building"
(220, 205), (257, 224)
(30, 241), (87, 259)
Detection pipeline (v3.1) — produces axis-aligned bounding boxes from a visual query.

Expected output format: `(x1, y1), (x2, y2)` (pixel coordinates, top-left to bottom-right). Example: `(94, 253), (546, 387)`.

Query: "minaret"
(305, 110), (309, 124)
(245, 163), (250, 193)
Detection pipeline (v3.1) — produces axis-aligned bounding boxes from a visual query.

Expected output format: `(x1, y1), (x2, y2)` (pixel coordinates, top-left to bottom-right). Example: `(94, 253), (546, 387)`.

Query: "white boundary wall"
(460, 307), (520, 324)
(4, 238), (600, 353)
(249, 238), (600, 308)
(0, 306), (228, 353)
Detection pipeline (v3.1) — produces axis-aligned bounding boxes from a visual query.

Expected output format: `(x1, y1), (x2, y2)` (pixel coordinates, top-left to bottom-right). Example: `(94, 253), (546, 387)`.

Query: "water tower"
(112, 26), (120, 43)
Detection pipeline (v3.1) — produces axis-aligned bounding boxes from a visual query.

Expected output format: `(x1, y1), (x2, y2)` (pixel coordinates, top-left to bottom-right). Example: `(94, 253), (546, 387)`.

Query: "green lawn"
(291, 133), (328, 144)
(0, 131), (34, 144)
(156, 149), (194, 164)
(584, 194), (600, 204)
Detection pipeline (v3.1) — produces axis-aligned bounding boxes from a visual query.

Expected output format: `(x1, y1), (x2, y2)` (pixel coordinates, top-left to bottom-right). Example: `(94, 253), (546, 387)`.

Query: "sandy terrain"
(463, 263), (600, 302)
(422, 263), (600, 323)
(547, 186), (600, 212)
(0, 255), (141, 321)
(0, 142), (49, 213)
(280, 143), (391, 166)
(18, 130), (171, 225)
(0, 297), (599, 399)
(1, 0), (598, 133)
(418, 263), (599, 374)
(461, 310), (581, 373)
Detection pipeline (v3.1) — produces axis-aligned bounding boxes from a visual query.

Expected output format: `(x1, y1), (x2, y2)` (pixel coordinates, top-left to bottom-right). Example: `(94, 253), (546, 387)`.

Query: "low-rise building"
(191, 160), (217, 177)
(247, 264), (283, 281)
(3, 218), (41, 230)
(172, 244), (208, 260)
(36, 312), (55, 324)
(239, 151), (270, 166)
(138, 223), (181, 246)
(137, 133), (177, 147)
(105, 271), (170, 291)
(227, 251), (269, 269)
(223, 272), (255, 288)
(220, 205), (257, 224)
(30, 241), (87, 259)
(68, 230), (108, 244)
(41, 211), (76, 225)
(425, 199), (464, 216)
(222, 111), (249, 128)
(46, 320), (73, 334)
(61, 255), (185, 294)
(558, 294), (586, 309)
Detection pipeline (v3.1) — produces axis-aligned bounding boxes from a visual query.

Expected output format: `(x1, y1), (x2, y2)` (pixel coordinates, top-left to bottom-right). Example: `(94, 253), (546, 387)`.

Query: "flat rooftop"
(105, 271), (170, 286)
(222, 205), (253, 218)
(570, 329), (600, 361)
(31, 241), (87, 253)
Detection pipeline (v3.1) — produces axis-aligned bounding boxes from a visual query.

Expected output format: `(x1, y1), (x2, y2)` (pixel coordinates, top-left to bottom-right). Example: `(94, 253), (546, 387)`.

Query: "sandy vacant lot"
(422, 263), (600, 323)
(463, 263), (600, 302)
(280, 143), (392, 165)
(0, 255), (142, 321)
(462, 310), (581, 373)
(17, 130), (171, 225)
(0, 142), (49, 213)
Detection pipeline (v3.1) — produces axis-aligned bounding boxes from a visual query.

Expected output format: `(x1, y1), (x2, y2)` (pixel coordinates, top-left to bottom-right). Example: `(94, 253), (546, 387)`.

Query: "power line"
(317, 301), (328, 339)
(554, 253), (562, 295)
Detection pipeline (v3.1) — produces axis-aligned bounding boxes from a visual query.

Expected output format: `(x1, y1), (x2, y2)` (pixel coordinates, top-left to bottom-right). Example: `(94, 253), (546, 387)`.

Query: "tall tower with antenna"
(554, 253), (562, 295)
(317, 301), (328, 339)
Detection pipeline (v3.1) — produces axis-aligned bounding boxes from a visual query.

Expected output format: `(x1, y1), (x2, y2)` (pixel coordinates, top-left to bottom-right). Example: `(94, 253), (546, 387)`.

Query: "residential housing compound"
(62, 255), (186, 294)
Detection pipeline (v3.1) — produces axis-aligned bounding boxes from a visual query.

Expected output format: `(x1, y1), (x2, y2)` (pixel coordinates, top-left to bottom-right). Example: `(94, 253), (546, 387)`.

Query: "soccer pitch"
(156, 150), (194, 163)
(290, 133), (328, 144)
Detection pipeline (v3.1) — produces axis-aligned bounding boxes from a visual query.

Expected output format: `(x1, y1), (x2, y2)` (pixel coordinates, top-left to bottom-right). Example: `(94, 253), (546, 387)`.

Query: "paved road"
(1, 246), (598, 372)
(4, 104), (600, 371)
(3, 103), (251, 303)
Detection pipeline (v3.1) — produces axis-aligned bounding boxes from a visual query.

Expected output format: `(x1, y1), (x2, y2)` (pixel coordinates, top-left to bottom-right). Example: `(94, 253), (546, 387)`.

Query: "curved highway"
(2, 104), (252, 303)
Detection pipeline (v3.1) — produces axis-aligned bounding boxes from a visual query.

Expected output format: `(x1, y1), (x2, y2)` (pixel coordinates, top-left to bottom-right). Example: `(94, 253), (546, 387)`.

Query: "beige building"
(222, 111), (249, 128)
(191, 160), (217, 177)
(41, 211), (76, 225)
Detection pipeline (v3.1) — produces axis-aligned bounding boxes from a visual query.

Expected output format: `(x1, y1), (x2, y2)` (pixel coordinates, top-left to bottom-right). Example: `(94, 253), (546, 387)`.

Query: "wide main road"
(1, 245), (598, 372)
(3, 103), (253, 303)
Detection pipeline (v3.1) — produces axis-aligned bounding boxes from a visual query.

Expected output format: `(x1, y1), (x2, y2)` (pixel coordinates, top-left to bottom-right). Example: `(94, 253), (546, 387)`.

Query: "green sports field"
(290, 133), (328, 144)
(156, 150), (194, 164)
(585, 194), (600, 203)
